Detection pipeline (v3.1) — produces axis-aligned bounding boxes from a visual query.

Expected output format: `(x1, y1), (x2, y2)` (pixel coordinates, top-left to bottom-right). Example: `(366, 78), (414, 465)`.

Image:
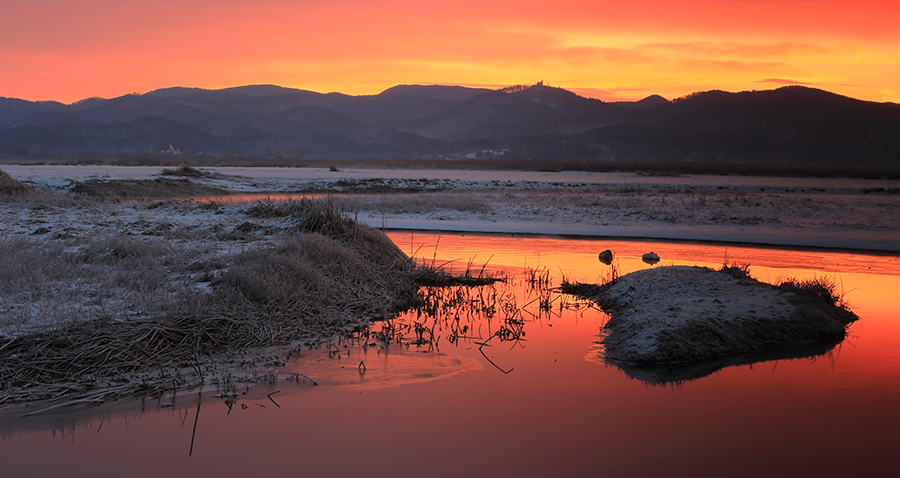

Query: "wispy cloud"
(755, 78), (816, 86)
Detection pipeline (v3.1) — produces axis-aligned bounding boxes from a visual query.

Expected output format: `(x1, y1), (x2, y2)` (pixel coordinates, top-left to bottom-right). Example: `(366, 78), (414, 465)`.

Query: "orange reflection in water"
(1, 232), (898, 477)
(388, 231), (900, 381)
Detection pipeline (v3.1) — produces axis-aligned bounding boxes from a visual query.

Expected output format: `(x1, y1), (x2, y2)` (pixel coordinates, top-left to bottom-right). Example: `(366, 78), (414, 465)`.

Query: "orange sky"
(2, 0), (898, 104)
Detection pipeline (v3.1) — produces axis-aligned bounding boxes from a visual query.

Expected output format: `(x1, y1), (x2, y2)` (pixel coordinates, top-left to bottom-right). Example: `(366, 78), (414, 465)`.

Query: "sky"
(1, 0), (898, 104)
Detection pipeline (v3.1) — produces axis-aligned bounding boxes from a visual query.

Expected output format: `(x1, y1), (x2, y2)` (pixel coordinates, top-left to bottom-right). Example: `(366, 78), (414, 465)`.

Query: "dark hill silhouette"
(0, 84), (898, 170)
(250, 105), (379, 141)
(0, 98), (65, 127)
(144, 87), (208, 98)
(611, 94), (669, 110)
(378, 84), (491, 102)
(218, 85), (296, 97)
(575, 86), (900, 168)
(321, 86), (482, 128)
(400, 84), (637, 140)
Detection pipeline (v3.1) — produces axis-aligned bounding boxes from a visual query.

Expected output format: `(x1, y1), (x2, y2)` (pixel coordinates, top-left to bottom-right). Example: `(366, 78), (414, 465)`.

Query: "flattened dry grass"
(0, 197), (420, 408)
(0, 169), (33, 195)
(329, 191), (492, 215)
(72, 177), (229, 199)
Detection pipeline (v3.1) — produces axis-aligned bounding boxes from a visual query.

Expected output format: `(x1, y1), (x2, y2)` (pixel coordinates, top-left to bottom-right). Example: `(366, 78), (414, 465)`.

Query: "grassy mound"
(0, 198), (419, 407)
(578, 266), (857, 366)
(72, 177), (228, 198)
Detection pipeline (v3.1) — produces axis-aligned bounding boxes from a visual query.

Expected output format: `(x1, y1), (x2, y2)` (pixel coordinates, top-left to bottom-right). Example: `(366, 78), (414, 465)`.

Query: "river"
(1, 232), (898, 477)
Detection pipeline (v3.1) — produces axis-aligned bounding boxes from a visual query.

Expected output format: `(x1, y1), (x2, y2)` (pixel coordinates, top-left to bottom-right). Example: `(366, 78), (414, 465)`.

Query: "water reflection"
(387, 258), (854, 386)
(346, 268), (585, 375)
(2, 232), (899, 477)
(593, 339), (847, 385)
(389, 232), (897, 386)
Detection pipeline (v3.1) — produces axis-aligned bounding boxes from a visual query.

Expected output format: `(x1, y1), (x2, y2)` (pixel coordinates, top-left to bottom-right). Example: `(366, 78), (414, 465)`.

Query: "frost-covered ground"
(8, 165), (899, 252)
(0, 195), (291, 336)
(592, 266), (849, 363)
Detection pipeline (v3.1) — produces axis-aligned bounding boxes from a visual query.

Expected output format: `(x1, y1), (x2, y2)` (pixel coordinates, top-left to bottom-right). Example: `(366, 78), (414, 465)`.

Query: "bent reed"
(0, 180), (427, 409)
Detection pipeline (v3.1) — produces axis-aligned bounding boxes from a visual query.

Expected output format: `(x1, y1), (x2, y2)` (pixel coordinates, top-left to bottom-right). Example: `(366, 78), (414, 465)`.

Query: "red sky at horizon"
(2, 0), (898, 104)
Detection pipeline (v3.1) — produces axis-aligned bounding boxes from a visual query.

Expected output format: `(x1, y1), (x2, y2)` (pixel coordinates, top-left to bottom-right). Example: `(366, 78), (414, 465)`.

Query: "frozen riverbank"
(6, 165), (900, 252)
(353, 215), (899, 252)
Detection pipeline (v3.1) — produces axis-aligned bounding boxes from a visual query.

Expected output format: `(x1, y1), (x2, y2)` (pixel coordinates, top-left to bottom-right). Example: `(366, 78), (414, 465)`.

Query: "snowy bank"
(7, 165), (900, 252)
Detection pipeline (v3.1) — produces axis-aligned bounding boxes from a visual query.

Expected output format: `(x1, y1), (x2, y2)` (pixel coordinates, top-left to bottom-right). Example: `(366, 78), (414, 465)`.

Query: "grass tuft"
(720, 262), (752, 280)
(0, 169), (35, 195)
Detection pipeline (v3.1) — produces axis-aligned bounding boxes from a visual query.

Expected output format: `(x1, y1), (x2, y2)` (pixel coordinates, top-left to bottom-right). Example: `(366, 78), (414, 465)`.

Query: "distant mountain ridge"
(1, 84), (898, 170)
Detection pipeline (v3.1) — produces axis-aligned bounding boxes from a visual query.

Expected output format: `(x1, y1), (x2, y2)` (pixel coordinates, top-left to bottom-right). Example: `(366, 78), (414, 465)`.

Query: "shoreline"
(6, 164), (900, 190)
(361, 216), (900, 254)
(5, 164), (900, 254)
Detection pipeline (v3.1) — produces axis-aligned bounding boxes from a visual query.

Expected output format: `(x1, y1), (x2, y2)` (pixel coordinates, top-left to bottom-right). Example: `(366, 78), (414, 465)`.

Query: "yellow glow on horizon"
(1, 0), (898, 104)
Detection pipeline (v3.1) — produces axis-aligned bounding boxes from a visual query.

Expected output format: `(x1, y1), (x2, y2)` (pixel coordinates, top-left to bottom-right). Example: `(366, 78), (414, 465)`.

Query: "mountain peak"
(145, 87), (208, 98)
(0, 83), (896, 171)
(70, 97), (107, 106)
(219, 84), (294, 97)
(377, 84), (491, 102)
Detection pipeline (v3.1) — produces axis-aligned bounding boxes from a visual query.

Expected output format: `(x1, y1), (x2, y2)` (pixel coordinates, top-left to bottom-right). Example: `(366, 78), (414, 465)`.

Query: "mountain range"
(1, 83), (898, 171)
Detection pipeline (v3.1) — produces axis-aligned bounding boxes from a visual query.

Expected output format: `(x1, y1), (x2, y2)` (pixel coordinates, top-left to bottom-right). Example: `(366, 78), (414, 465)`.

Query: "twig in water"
(293, 372), (318, 385)
(477, 334), (513, 375)
(189, 398), (201, 456)
(267, 390), (281, 408)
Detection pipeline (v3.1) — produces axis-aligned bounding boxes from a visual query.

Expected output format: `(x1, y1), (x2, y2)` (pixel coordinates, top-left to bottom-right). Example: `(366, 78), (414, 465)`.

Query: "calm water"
(1, 232), (898, 478)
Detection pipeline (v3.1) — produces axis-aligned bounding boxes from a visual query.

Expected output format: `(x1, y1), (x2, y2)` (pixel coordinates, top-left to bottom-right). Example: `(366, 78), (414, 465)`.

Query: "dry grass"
(777, 276), (857, 325)
(158, 165), (215, 178)
(72, 177), (229, 199)
(330, 191), (492, 215)
(0, 169), (33, 195)
(0, 233), (200, 336)
(0, 196), (423, 408)
(246, 198), (410, 264)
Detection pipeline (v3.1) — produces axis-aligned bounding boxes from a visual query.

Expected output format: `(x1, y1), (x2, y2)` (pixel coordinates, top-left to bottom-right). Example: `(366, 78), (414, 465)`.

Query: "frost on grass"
(0, 187), (420, 406)
(577, 265), (858, 383)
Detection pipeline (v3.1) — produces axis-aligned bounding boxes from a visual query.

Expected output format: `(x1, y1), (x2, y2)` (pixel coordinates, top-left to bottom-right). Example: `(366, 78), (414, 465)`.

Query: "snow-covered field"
(7, 165), (899, 252)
